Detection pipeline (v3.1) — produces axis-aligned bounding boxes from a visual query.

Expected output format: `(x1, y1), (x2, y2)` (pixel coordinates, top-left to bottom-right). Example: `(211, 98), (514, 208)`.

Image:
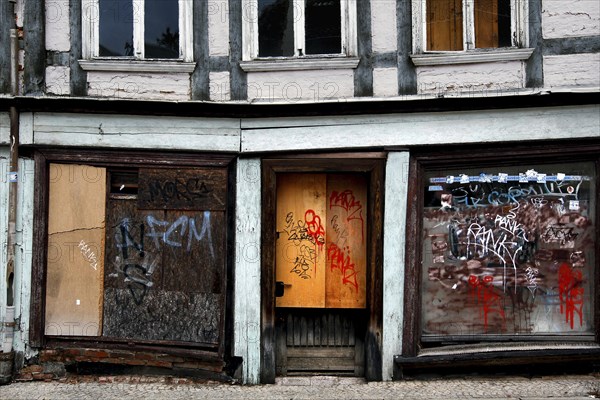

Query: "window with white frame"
(413, 0), (527, 53)
(242, 0), (357, 60)
(82, 0), (193, 61)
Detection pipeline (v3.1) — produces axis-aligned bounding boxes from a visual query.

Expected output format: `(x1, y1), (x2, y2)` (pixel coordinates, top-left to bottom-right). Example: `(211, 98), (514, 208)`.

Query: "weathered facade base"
(12, 347), (233, 382)
(394, 344), (600, 379)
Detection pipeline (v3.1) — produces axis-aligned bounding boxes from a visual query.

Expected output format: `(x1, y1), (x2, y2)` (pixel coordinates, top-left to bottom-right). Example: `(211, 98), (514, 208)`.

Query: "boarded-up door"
(275, 173), (367, 375)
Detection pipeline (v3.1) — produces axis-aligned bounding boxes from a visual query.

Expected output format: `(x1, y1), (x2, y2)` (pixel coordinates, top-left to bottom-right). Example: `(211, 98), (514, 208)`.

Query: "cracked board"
(45, 164), (106, 336)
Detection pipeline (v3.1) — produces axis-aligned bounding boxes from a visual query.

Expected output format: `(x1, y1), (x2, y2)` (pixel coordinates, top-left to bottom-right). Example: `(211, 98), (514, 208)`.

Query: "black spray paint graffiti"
(148, 178), (211, 203)
(113, 212), (214, 304)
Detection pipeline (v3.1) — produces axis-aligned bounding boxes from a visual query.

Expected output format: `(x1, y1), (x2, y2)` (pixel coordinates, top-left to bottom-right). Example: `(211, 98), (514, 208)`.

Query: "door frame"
(260, 153), (386, 382)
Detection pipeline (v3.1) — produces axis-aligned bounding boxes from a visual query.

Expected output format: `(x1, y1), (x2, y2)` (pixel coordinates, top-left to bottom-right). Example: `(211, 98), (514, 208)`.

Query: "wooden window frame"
(241, 0), (358, 64)
(260, 153), (385, 382)
(81, 0), (194, 62)
(402, 141), (600, 358)
(30, 148), (236, 360)
(411, 0), (528, 54)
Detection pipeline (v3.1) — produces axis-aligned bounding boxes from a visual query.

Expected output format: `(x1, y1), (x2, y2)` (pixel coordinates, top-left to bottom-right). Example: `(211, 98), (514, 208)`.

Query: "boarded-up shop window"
(45, 165), (227, 347)
(421, 162), (596, 337)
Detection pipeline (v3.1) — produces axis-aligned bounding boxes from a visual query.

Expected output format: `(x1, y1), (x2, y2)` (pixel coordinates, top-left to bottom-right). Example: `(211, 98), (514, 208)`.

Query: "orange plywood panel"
(276, 174), (327, 308)
(325, 174), (367, 308)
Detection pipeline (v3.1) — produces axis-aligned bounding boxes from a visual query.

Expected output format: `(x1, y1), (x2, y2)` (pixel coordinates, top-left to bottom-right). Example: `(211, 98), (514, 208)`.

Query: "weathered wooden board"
(102, 288), (221, 344)
(162, 210), (225, 294)
(45, 164), (106, 336)
(426, 0), (463, 51)
(325, 174), (367, 308)
(138, 168), (227, 211)
(475, 0), (498, 48)
(276, 174), (327, 308)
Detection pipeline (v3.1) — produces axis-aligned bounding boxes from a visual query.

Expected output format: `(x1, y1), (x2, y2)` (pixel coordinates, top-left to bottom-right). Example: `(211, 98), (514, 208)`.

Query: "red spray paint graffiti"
(304, 209), (325, 250)
(558, 263), (584, 329)
(327, 243), (359, 292)
(329, 190), (364, 242)
(468, 275), (506, 332)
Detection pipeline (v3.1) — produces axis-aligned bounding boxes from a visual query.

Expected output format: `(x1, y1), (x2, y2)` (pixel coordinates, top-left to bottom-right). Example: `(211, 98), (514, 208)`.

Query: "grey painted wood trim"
(234, 158), (262, 384)
(229, 0), (247, 101)
(526, 0), (543, 88)
(210, 56), (230, 72)
(70, 0), (86, 96)
(192, 0), (210, 100)
(12, 157), (36, 357)
(354, 0), (373, 97)
(241, 105), (600, 152)
(0, 0), (11, 93)
(28, 113), (241, 152)
(373, 53), (398, 69)
(240, 58), (360, 72)
(411, 48), (534, 66)
(79, 60), (196, 73)
(382, 151), (410, 381)
(23, 0), (45, 95)
(47, 52), (70, 67)
(397, 0), (417, 95)
(0, 112), (9, 144)
(543, 36), (600, 56)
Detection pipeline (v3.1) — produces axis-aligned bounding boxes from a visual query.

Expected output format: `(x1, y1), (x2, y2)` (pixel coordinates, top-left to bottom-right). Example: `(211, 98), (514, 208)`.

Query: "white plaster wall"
(371, 0), (397, 53)
(45, 66), (70, 96)
(542, 0), (600, 39)
(373, 68), (398, 97)
(210, 71), (231, 101)
(416, 61), (525, 96)
(247, 70), (354, 103)
(208, 0), (230, 57)
(544, 53), (600, 88)
(86, 72), (191, 100)
(45, 1), (70, 52)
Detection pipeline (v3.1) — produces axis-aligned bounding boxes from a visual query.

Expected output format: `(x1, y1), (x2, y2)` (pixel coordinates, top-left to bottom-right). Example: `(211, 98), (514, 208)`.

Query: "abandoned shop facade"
(0, 0), (599, 384)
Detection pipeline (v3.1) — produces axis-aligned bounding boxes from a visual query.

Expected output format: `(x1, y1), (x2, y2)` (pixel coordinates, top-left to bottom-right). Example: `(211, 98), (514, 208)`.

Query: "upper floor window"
(242, 0), (357, 61)
(82, 0), (193, 61)
(413, 0), (527, 53)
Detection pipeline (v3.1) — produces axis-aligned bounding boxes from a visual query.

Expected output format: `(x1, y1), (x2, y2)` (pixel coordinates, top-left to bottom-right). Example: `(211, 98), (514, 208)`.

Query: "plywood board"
(325, 174), (368, 308)
(162, 210), (225, 294)
(45, 164), (106, 336)
(276, 174), (327, 308)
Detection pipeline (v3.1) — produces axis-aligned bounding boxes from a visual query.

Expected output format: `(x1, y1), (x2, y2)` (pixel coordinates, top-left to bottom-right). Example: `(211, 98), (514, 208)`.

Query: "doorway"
(260, 156), (385, 382)
(275, 173), (367, 375)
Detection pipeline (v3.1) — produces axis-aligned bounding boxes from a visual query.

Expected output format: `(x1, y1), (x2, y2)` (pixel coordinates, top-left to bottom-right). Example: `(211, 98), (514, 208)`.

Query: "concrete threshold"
(275, 375), (367, 386)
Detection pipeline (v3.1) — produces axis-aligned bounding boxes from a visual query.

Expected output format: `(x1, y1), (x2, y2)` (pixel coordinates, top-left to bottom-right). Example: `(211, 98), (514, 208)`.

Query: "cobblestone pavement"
(1, 375), (599, 400)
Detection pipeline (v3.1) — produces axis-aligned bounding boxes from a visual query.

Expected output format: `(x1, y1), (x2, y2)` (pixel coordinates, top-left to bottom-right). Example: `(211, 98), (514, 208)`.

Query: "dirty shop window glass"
(97, 0), (180, 59)
(426, 0), (512, 51)
(421, 162), (596, 338)
(45, 164), (227, 346)
(257, 0), (343, 57)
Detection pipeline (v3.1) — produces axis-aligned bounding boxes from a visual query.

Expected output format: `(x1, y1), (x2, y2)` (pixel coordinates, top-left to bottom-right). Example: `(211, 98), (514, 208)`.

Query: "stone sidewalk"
(1, 375), (599, 400)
